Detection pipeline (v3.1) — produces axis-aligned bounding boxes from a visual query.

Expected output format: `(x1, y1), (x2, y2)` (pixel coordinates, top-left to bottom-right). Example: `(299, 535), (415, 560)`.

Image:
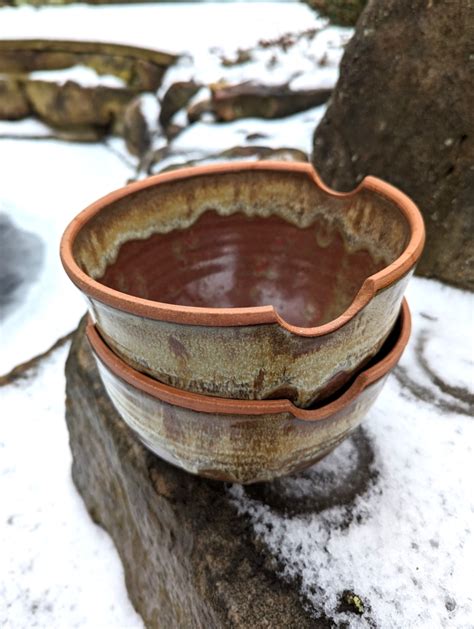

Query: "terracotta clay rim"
(61, 161), (424, 334)
(86, 299), (411, 421)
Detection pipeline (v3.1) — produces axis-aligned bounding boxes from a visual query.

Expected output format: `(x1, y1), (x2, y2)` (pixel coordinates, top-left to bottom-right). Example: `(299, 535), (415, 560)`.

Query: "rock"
(122, 97), (151, 158)
(302, 0), (367, 26)
(220, 49), (253, 67)
(159, 80), (202, 129)
(211, 82), (332, 122)
(312, 0), (474, 290)
(187, 98), (214, 124)
(24, 80), (134, 130)
(164, 122), (185, 141)
(218, 145), (308, 161)
(150, 145), (308, 174)
(0, 79), (30, 119)
(0, 40), (177, 92)
(65, 319), (376, 627)
(0, 40), (178, 140)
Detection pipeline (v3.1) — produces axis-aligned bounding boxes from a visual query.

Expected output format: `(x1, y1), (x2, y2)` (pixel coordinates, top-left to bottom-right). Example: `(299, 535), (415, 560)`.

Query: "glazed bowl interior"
(72, 166), (412, 327)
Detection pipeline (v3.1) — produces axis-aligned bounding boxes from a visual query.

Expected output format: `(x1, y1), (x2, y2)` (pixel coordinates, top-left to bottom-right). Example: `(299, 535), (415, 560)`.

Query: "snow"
(229, 277), (474, 627)
(0, 118), (53, 138)
(153, 21), (348, 90)
(0, 3), (330, 56)
(166, 105), (326, 160)
(27, 65), (127, 88)
(0, 139), (133, 375)
(0, 344), (143, 628)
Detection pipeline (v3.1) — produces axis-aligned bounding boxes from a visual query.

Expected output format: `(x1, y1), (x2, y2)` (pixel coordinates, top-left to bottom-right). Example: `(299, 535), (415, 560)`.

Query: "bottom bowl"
(86, 300), (410, 484)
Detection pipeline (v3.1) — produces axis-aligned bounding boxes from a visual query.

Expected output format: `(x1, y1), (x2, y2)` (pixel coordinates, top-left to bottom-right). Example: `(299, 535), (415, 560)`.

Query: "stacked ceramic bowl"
(61, 162), (424, 483)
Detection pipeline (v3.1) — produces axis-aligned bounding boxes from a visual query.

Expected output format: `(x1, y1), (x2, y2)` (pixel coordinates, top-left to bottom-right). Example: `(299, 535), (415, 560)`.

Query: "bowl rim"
(61, 161), (424, 335)
(86, 299), (411, 421)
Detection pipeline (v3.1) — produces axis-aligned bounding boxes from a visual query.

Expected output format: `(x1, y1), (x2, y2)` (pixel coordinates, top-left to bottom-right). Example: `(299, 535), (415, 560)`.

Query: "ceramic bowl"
(86, 300), (411, 484)
(61, 162), (424, 407)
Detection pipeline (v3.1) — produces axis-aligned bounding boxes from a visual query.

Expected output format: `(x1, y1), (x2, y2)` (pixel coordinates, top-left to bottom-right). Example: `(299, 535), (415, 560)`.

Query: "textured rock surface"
(302, 0), (367, 26)
(65, 319), (378, 627)
(210, 83), (332, 122)
(312, 0), (474, 289)
(0, 40), (176, 136)
(0, 79), (30, 119)
(122, 97), (151, 157)
(0, 40), (176, 87)
(159, 80), (201, 130)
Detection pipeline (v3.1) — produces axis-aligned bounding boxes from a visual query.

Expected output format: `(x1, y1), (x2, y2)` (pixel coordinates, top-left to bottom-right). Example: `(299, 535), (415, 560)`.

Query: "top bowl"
(61, 161), (424, 407)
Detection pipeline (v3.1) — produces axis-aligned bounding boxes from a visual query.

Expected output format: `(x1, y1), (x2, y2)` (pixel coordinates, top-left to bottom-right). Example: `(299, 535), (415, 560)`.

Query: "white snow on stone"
(229, 277), (474, 627)
(167, 104), (326, 159)
(154, 20), (348, 90)
(27, 65), (127, 88)
(138, 93), (161, 134)
(0, 344), (144, 628)
(0, 118), (53, 137)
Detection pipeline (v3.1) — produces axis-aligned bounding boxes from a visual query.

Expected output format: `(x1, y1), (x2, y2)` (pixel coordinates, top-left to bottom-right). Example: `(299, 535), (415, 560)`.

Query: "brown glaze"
(60, 162), (424, 406)
(86, 300), (411, 483)
(101, 211), (384, 328)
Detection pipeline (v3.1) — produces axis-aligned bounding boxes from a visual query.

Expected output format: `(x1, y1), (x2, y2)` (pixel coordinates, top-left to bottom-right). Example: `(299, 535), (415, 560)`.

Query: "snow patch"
(228, 278), (474, 627)
(27, 65), (127, 88)
(0, 345), (143, 628)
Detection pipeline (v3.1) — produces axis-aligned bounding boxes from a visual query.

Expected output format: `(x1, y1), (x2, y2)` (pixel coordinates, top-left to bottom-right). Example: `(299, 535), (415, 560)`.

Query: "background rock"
(211, 82), (332, 122)
(0, 40), (176, 89)
(302, 0), (367, 26)
(312, 0), (474, 289)
(0, 39), (177, 139)
(159, 80), (201, 129)
(122, 97), (151, 157)
(0, 79), (30, 119)
(24, 80), (135, 130)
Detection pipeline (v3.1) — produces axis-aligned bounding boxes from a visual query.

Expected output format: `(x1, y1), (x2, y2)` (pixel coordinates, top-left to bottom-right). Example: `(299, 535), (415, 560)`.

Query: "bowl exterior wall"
(92, 351), (389, 484)
(88, 270), (411, 407)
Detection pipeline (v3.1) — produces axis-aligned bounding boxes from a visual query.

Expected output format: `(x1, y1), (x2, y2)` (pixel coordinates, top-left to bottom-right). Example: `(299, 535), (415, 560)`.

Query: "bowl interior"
(73, 168), (411, 327)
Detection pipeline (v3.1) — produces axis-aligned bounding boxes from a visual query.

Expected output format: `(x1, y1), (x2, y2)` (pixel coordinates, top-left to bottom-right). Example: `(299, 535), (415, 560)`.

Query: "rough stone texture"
(24, 80), (135, 130)
(159, 80), (201, 129)
(65, 319), (378, 628)
(312, 0), (474, 290)
(122, 97), (151, 157)
(210, 83), (332, 122)
(0, 79), (30, 119)
(302, 0), (367, 26)
(149, 145), (308, 175)
(0, 40), (176, 90)
(186, 84), (332, 125)
(0, 40), (177, 138)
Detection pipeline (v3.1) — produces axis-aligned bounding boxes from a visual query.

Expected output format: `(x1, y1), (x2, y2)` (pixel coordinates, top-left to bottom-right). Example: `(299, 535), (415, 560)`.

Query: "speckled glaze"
(86, 300), (411, 484)
(61, 162), (424, 407)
